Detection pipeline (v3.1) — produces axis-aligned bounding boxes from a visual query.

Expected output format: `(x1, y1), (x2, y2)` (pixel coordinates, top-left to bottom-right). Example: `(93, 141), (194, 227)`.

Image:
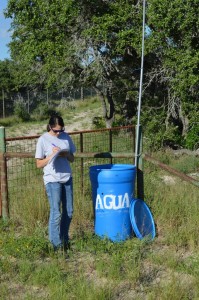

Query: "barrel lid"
(129, 199), (156, 240)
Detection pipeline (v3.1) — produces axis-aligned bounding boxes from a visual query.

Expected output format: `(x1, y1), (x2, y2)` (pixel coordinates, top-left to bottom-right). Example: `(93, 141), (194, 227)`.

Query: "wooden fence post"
(0, 126), (9, 219)
(80, 132), (84, 195)
(2, 89), (5, 118)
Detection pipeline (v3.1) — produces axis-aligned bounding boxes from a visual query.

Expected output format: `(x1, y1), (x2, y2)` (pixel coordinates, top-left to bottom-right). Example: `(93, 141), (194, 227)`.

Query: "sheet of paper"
(48, 148), (69, 165)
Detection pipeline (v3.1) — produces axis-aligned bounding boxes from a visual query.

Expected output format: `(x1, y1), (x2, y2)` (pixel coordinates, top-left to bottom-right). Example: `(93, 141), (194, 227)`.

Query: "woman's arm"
(36, 155), (53, 168)
(36, 151), (74, 168)
(36, 146), (60, 168)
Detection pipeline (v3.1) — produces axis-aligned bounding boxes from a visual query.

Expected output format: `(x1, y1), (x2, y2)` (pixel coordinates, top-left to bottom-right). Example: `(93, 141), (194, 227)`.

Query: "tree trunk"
(179, 104), (189, 136)
(94, 86), (115, 128)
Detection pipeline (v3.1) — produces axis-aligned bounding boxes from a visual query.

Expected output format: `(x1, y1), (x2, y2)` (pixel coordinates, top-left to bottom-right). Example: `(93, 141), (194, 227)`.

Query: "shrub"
(183, 102), (199, 150)
(32, 103), (60, 121)
(185, 123), (199, 150)
(141, 110), (183, 151)
(13, 100), (30, 122)
(92, 116), (105, 129)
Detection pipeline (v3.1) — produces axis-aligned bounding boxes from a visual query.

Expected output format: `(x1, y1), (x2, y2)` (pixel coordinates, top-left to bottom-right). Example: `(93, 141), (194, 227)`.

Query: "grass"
(1, 211), (199, 299)
(1, 98), (199, 299)
(2, 159), (199, 299)
(152, 149), (199, 174)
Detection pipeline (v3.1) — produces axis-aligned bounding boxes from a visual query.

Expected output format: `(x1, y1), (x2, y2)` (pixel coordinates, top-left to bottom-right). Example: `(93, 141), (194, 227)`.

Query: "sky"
(0, 0), (11, 61)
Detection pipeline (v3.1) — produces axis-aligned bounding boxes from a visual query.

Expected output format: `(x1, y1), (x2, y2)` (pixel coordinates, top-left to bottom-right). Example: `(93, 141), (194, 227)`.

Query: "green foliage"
(13, 100), (30, 122)
(182, 102), (199, 149)
(92, 116), (105, 129)
(2, 0), (199, 147)
(0, 59), (15, 92)
(141, 110), (182, 150)
(32, 103), (59, 121)
(147, 0), (199, 144)
(185, 123), (199, 150)
(0, 115), (19, 127)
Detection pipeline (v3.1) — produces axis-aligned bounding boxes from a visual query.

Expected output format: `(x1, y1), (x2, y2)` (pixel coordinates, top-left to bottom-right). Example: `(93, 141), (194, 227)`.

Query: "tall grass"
(2, 153), (199, 299)
(144, 161), (199, 249)
(1, 99), (199, 299)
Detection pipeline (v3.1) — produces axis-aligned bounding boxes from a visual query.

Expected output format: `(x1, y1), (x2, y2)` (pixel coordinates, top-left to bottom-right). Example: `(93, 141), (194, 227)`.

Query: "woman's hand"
(52, 145), (61, 153)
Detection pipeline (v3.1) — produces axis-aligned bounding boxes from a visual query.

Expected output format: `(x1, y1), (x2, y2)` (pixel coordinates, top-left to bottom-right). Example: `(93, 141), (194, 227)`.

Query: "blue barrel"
(89, 164), (136, 242)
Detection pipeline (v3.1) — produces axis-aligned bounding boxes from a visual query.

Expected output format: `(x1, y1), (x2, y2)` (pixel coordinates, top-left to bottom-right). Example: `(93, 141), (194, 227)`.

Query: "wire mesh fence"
(3, 126), (136, 230)
(0, 88), (96, 118)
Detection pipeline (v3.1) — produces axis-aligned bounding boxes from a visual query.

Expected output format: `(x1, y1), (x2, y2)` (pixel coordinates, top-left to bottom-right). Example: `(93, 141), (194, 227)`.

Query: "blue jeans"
(45, 178), (73, 248)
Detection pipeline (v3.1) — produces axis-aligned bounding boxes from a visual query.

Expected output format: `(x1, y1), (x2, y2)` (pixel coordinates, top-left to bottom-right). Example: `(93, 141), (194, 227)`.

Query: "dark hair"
(47, 115), (64, 132)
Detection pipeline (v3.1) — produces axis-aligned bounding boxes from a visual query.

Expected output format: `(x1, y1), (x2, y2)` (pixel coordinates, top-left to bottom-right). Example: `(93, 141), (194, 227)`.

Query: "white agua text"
(95, 193), (130, 210)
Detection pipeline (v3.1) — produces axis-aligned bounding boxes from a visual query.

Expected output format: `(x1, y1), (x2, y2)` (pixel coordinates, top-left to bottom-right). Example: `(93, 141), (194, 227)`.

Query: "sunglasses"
(50, 127), (65, 133)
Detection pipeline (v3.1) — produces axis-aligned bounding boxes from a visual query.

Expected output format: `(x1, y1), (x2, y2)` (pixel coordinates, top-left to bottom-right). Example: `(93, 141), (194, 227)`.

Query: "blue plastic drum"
(89, 164), (136, 242)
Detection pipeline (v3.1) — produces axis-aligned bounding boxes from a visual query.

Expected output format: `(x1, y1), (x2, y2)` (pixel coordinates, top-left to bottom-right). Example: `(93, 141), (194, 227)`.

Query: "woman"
(35, 115), (76, 251)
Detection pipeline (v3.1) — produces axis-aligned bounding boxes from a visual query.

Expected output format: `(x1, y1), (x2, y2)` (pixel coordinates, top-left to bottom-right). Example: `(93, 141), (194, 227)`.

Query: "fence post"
(80, 132), (84, 195)
(135, 125), (144, 200)
(47, 88), (49, 105)
(0, 133), (2, 217)
(0, 127), (9, 219)
(81, 87), (84, 101)
(2, 89), (5, 118)
(109, 130), (113, 164)
(27, 90), (30, 114)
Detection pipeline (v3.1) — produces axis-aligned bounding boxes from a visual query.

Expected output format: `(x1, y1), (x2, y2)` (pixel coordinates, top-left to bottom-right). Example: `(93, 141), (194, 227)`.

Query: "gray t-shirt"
(35, 132), (76, 184)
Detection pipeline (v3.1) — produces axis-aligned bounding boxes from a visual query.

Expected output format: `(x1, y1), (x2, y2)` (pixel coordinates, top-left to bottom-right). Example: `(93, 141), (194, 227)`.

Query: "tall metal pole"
(134, 0), (146, 200)
(135, 0), (146, 167)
